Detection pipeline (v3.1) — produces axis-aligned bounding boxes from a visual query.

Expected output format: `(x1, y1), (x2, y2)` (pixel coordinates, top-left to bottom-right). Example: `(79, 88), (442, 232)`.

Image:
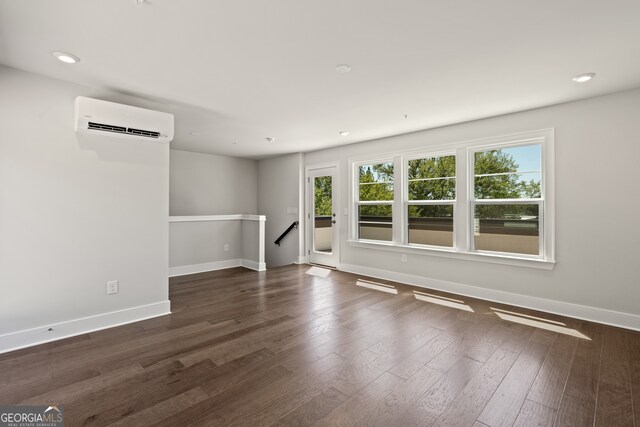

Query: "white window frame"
(353, 157), (396, 244)
(348, 129), (555, 270)
(404, 151), (457, 250)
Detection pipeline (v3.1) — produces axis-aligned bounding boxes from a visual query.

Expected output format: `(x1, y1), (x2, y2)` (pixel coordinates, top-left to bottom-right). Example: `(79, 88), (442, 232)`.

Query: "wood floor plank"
(594, 326), (634, 427)
(222, 352), (350, 425)
(527, 334), (579, 409)
(627, 330), (640, 427)
(433, 348), (518, 427)
(108, 387), (209, 427)
(312, 371), (405, 426)
(554, 394), (595, 427)
(562, 330), (603, 403)
(153, 364), (294, 426)
(353, 365), (442, 427)
(0, 264), (637, 426)
(273, 386), (349, 427)
(477, 339), (552, 427)
(400, 356), (483, 426)
(387, 331), (457, 379)
(19, 364), (145, 405)
(513, 399), (556, 427)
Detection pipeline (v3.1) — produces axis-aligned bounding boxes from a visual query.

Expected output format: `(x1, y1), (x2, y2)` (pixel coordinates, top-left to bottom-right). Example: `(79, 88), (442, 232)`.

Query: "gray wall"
(170, 149), (257, 216)
(0, 66), (169, 336)
(169, 221), (242, 267)
(169, 150), (260, 271)
(305, 88), (640, 318)
(258, 153), (304, 268)
(242, 220), (260, 263)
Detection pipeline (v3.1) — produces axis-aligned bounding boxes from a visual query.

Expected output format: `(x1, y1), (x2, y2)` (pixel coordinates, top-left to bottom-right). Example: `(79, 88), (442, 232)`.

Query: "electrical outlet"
(107, 280), (119, 295)
(401, 254), (407, 263)
(224, 244), (229, 252)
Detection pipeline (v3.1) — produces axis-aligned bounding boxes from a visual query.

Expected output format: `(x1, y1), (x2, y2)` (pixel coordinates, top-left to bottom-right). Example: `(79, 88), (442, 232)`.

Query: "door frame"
(305, 162), (340, 268)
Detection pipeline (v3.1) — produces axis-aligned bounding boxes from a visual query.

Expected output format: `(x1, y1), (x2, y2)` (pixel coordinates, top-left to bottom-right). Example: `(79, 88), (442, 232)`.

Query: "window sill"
(347, 240), (556, 270)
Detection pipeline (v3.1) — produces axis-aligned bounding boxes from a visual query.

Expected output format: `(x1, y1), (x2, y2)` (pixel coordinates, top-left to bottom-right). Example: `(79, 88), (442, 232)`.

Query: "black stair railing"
(274, 221), (299, 246)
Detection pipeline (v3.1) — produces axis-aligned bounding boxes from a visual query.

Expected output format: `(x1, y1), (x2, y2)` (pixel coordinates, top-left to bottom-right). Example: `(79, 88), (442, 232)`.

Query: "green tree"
(358, 163), (393, 218)
(313, 150), (540, 222)
(314, 176), (332, 216)
(474, 149), (540, 219)
(407, 155), (456, 218)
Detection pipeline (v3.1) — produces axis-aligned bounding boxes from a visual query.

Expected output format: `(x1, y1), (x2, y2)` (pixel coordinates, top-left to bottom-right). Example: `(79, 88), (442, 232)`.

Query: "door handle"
(331, 220), (336, 224)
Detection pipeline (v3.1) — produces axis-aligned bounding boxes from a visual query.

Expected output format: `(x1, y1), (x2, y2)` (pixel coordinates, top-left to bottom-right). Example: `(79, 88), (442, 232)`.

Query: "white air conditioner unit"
(74, 96), (174, 143)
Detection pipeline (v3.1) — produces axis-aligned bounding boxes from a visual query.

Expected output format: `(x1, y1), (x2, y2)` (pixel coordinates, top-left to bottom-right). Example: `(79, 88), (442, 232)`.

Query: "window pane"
(475, 172), (541, 199)
(358, 204), (392, 241)
(359, 182), (394, 201)
(408, 205), (453, 247)
(313, 176), (332, 252)
(314, 176), (332, 216)
(359, 162), (394, 201)
(408, 178), (456, 201)
(408, 155), (456, 201)
(474, 144), (541, 200)
(408, 156), (456, 179)
(474, 204), (539, 255)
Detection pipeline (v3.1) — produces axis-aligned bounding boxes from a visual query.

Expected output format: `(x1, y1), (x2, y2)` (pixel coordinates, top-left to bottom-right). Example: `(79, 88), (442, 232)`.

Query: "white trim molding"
(241, 259), (267, 272)
(339, 263), (640, 332)
(169, 214), (267, 275)
(305, 162), (341, 268)
(347, 239), (555, 270)
(0, 301), (171, 354)
(169, 259), (265, 277)
(295, 256), (309, 264)
(169, 214), (266, 222)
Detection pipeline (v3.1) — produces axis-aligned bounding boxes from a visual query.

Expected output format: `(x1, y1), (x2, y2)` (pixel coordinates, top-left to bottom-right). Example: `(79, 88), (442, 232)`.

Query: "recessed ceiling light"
(335, 64), (352, 73)
(52, 51), (80, 64)
(339, 131), (350, 136)
(572, 72), (596, 83)
(266, 137), (276, 143)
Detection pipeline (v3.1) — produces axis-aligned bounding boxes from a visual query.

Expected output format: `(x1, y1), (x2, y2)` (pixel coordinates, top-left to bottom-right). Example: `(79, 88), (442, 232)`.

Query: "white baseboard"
(169, 259), (241, 277)
(241, 259), (267, 272)
(169, 259), (265, 277)
(0, 300), (171, 354)
(339, 263), (640, 332)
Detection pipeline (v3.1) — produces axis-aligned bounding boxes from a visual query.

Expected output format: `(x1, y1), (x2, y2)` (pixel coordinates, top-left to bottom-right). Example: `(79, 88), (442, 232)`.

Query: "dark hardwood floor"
(1, 264), (638, 426)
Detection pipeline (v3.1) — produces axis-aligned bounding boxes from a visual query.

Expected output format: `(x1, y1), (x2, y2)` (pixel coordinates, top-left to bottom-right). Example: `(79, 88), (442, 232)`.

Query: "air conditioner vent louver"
(88, 122), (160, 139)
(88, 122), (127, 134)
(126, 127), (160, 138)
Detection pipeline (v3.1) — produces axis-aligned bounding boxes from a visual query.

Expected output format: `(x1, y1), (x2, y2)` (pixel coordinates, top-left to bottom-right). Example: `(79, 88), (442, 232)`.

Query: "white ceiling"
(1, 1), (640, 159)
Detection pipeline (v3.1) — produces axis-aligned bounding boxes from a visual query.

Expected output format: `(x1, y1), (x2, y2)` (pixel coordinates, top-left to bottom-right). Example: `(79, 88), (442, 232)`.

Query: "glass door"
(308, 167), (339, 267)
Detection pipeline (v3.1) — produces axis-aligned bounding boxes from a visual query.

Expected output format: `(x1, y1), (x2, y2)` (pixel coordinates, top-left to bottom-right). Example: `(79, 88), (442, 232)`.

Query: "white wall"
(0, 66), (170, 351)
(170, 149), (257, 216)
(305, 89), (640, 326)
(168, 150), (260, 274)
(170, 221), (242, 266)
(258, 153), (304, 268)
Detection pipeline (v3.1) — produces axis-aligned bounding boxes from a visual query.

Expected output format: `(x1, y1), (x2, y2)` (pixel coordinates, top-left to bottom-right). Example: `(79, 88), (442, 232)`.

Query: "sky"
(499, 144), (541, 172)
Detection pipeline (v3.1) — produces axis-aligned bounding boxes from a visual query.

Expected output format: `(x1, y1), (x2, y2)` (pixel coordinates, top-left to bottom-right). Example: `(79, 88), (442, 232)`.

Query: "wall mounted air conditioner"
(74, 96), (174, 143)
